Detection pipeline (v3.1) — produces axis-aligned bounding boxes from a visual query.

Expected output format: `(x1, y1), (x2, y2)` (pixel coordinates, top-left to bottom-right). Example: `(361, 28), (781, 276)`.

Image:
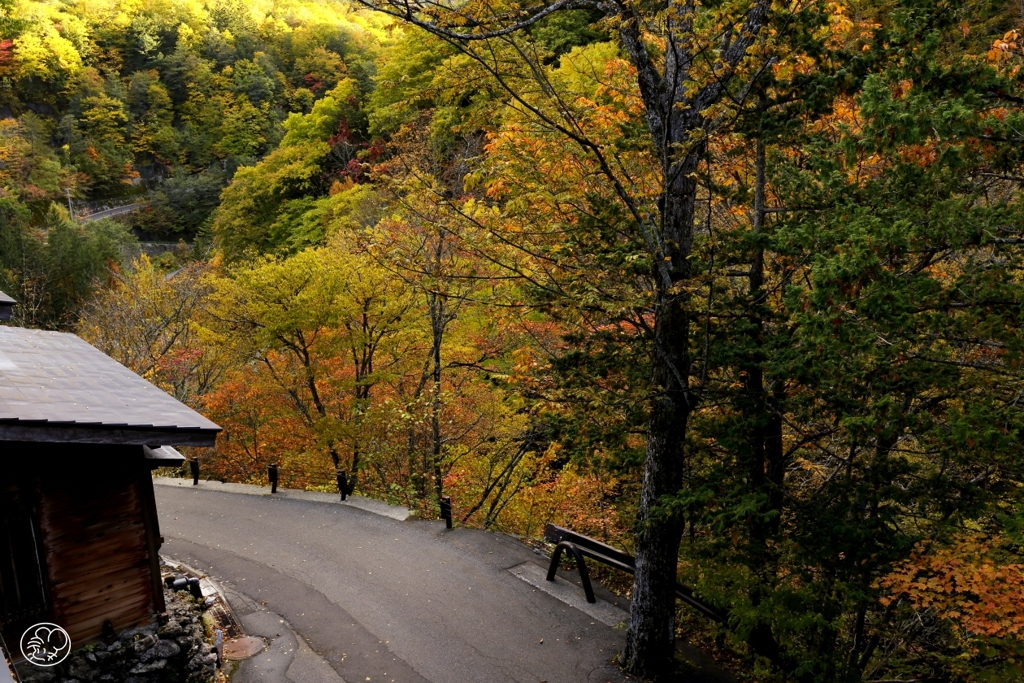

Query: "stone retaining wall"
(17, 590), (216, 683)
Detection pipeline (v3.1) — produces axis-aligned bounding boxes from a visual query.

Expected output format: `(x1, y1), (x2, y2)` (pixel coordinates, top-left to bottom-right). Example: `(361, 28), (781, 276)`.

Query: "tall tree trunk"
(349, 1), (776, 676)
(622, 152), (700, 679)
(429, 291), (446, 503)
(751, 133), (786, 520)
(742, 135), (787, 661)
(352, 383), (371, 476)
(617, 0), (774, 662)
(622, 354), (690, 676)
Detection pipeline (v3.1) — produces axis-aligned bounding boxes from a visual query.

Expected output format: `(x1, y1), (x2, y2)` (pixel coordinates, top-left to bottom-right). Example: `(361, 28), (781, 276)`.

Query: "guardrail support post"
(190, 457), (199, 486)
(547, 541), (596, 603)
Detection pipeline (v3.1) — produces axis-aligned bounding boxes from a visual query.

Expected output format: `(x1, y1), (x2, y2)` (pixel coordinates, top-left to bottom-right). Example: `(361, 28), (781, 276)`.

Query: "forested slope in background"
(1, 0), (383, 201)
(5, 0), (1024, 681)
(0, 0), (385, 325)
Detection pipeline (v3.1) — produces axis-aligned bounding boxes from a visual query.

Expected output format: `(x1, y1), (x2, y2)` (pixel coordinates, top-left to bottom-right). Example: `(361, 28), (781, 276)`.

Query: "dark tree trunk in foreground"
(620, 136), (702, 674)
(618, 2), (773, 674)
(351, 0), (777, 676)
(623, 302), (691, 674)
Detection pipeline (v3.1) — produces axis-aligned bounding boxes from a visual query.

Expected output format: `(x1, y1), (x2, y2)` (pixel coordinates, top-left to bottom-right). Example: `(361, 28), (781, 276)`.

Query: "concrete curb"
(153, 477), (411, 521)
(161, 556), (254, 667)
(164, 558), (349, 682)
(509, 562), (629, 628)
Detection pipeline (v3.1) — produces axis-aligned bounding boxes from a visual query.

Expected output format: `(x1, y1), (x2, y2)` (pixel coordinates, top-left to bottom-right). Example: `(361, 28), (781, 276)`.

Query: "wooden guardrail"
(543, 524), (725, 622)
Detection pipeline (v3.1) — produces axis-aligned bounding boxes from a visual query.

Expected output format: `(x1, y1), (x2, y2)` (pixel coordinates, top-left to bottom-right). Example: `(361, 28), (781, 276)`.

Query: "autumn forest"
(2, 0), (1024, 680)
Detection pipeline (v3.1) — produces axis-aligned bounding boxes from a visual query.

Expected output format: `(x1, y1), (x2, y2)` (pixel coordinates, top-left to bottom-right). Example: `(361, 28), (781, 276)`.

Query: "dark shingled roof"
(0, 290), (14, 321)
(0, 326), (220, 445)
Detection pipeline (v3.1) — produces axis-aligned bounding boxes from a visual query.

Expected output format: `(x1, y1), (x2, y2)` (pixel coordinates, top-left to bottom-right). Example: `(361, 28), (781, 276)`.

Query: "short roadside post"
(336, 470), (348, 501)
(214, 629), (223, 668)
(440, 496), (453, 529)
(268, 463), (278, 494)
(190, 457), (199, 485)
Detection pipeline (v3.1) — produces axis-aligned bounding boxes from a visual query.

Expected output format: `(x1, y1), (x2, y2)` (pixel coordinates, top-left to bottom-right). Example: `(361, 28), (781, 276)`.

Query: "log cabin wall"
(2, 444), (164, 649)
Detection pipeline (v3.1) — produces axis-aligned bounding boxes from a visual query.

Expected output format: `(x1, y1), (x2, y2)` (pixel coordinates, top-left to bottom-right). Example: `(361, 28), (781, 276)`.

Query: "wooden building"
(0, 316), (220, 652)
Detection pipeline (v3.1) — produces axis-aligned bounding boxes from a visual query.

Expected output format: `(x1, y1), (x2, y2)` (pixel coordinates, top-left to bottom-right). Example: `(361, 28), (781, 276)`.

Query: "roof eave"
(0, 422), (220, 447)
(0, 289), (15, 320)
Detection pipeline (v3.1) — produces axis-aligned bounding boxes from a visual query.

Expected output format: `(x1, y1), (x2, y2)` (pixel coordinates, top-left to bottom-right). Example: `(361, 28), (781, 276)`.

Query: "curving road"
(155, 485), (634, 683)
(79, 202), (146, 222)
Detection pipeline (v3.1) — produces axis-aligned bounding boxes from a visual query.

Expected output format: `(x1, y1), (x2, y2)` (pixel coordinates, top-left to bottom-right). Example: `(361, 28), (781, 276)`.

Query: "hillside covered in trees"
(0, 0), (385, 323)
(3, 0), (1024, 681)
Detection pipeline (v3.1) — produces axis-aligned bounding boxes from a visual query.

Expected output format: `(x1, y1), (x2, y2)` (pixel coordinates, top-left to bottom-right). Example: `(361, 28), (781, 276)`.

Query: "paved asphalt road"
(156, 486), (634, 683)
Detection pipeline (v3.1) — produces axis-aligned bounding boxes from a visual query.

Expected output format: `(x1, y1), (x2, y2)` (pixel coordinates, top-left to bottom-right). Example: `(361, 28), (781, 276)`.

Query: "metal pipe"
(214, 629), (223, 668)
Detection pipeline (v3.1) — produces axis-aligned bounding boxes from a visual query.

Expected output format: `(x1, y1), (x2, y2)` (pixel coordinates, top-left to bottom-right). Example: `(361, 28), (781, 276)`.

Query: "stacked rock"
(17, 590), (217, 683)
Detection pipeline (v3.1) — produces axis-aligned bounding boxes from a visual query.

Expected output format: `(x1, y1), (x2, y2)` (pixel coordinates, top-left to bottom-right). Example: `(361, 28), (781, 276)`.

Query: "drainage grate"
(204, 597), (243, 641)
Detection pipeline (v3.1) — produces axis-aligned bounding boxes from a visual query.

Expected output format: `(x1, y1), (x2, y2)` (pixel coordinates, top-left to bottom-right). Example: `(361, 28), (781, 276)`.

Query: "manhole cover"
(223, 636), (265, 660)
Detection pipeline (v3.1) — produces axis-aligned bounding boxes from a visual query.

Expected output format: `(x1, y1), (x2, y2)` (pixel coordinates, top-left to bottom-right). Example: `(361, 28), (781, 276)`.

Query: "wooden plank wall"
(34, 448), (158, 647)
(0, 478), (50, 639)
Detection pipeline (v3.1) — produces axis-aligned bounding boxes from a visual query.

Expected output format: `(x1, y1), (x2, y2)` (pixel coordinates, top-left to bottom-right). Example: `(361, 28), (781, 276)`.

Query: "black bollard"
(268, 463), (278, 494)
(336, 470), (348, 501)
(440, 496), (453, 529)
(190, 457), (199, 485)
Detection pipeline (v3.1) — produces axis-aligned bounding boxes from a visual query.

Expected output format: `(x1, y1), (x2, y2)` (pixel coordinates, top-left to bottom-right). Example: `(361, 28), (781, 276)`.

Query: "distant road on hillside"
(80, 202), (146, 222)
